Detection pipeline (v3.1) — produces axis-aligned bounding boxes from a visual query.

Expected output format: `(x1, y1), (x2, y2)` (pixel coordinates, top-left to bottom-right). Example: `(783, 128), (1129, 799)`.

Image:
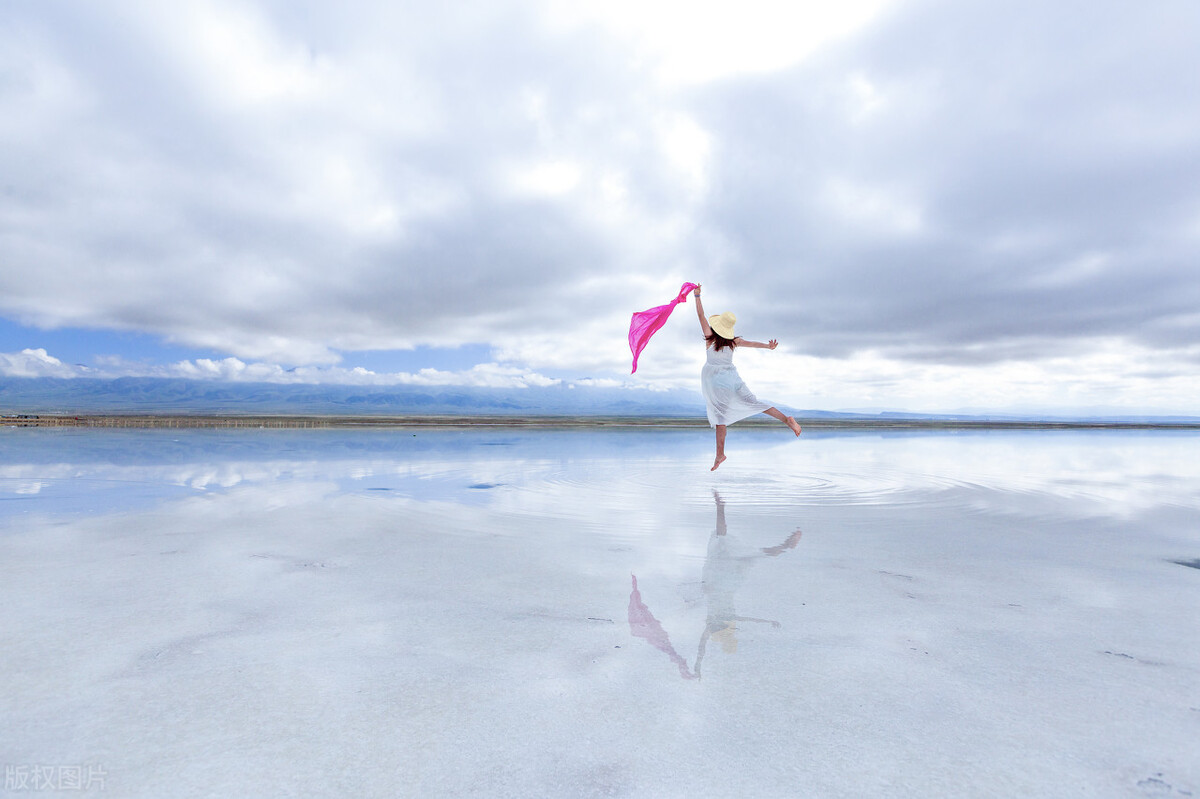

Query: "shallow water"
(2, 427), (1198, 797)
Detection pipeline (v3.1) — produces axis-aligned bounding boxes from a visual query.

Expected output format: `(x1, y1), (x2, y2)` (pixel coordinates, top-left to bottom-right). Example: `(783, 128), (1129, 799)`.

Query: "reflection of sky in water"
(0, 427), (709, 517)
(3, 426), (1199, 796)
(4, 427), (1200, 522)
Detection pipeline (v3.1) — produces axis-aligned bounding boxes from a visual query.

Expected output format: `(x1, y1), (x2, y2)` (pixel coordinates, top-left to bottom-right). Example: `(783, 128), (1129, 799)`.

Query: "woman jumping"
(693, 284), (801, 470)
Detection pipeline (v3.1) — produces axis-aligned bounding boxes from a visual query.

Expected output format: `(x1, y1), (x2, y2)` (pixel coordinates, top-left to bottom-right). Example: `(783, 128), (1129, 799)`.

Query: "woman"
(693, 284), (801, 470)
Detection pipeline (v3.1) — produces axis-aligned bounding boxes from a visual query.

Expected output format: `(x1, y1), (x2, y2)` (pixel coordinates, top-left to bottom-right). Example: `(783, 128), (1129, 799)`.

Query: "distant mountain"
(3, 377), (1198, 424)
(0, 376), (710, 417)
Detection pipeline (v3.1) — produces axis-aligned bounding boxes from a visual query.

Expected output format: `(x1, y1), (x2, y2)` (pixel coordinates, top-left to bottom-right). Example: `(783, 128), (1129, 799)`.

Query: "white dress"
(701, 344), (773, 427)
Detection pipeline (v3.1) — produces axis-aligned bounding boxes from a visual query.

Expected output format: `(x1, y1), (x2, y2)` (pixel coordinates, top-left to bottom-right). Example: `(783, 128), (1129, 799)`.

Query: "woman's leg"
(712, 424), (727, 471)
(763, 407), (802, 436)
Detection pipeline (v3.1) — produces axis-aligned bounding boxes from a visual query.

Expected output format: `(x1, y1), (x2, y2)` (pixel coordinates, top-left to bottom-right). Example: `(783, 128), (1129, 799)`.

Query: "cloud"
(1, 349), (563, 389)
(1, 0), (1199, 412)
(693, 1), (1200, 364)
(0, 0), (707, 366)
(0, 348), (80, 378)
(547, 0), (897, 86)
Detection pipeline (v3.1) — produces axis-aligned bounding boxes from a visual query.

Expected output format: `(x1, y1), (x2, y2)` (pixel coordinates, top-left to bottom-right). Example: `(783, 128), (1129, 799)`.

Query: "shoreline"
(5, 413), (1200, 431)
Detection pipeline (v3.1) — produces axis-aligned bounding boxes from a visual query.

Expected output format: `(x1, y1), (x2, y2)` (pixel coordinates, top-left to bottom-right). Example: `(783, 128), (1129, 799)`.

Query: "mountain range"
(3, 377), (1198, 424)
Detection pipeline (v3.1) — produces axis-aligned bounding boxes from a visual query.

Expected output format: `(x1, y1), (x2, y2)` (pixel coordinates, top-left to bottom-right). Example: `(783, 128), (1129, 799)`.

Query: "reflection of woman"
(628, 490), (802, 679)
(692, 284), (802, 471)
(693, 490), (800, 678)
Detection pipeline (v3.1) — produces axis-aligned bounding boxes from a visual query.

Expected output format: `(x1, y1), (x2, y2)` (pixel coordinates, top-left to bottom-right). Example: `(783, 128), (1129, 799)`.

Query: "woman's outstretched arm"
(693, 285), (712, 337)
(735, 338), (779, 350)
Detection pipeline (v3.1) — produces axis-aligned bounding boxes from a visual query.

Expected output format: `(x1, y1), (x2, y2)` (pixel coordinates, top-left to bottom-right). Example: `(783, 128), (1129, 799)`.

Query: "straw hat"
(708, 311), (737, 339)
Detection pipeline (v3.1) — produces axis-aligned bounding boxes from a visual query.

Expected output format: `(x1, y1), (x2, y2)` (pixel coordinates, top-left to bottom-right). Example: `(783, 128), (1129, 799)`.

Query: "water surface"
(2, 427), (1197, 797)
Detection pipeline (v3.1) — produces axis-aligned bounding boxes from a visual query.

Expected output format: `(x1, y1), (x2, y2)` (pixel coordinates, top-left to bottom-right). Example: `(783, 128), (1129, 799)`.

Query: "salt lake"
(2, 426), (1198, 797)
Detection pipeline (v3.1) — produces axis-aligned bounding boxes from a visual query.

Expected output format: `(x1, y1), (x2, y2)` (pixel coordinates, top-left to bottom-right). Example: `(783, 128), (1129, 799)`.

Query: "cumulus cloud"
(1, 349), (563, 389)
(0, 348), (81, 378)
(2, 0), (1199, 412)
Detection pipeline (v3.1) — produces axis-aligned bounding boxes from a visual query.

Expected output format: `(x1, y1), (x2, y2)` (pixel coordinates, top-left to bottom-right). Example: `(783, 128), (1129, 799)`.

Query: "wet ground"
(2, 427), (1198, 797)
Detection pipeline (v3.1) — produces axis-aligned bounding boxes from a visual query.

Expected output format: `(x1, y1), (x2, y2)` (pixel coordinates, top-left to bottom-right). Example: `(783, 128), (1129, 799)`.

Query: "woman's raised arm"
(693, 285), (712, 337)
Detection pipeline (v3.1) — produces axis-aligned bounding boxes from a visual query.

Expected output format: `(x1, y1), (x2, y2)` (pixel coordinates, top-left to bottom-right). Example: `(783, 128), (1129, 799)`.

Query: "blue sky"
(0, 317), (493, 379)
(3, 0), (1199, 414)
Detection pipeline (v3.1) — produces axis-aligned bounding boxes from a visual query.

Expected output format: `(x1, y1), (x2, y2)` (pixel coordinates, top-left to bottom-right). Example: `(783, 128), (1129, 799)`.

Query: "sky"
(2, 0), (1199, 415)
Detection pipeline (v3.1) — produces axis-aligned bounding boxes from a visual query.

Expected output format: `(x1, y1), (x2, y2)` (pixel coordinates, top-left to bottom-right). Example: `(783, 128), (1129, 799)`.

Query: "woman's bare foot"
(711, 454), (727, 471)
(786, 416), (802, 436)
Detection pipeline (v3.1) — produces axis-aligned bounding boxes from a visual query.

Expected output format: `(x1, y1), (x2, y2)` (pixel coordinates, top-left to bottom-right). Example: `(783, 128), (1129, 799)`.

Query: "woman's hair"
(706, 331), (737, 351)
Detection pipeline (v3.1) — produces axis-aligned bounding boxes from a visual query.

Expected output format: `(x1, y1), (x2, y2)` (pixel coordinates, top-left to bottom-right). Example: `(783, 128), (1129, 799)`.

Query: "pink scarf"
(628, 282), (699, 373)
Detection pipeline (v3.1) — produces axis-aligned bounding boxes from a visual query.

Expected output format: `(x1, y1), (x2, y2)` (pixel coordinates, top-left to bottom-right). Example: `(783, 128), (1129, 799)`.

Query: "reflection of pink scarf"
(628, 282), (699, 373)
(628, 575), (695, 679)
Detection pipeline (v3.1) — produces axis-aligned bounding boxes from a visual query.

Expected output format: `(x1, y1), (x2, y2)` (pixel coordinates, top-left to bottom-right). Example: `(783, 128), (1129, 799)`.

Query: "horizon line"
(6, 413), (1200, 431)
